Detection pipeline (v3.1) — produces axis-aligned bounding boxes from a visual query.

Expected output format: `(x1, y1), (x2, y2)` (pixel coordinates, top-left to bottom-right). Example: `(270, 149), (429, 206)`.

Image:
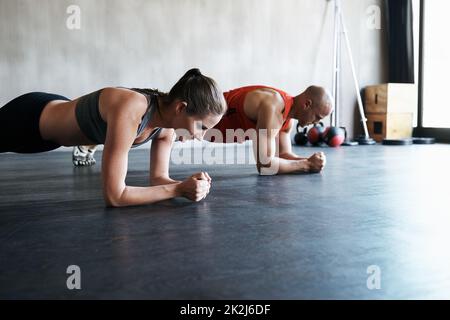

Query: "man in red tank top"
(205, 85), (333, 175)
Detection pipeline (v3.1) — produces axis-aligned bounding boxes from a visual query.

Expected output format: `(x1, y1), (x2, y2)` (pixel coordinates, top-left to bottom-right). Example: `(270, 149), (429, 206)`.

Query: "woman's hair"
(133, 68), (227, 117)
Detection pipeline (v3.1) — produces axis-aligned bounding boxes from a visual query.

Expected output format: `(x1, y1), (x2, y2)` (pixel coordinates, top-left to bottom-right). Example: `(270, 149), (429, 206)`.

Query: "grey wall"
(0, 0), (388, 140)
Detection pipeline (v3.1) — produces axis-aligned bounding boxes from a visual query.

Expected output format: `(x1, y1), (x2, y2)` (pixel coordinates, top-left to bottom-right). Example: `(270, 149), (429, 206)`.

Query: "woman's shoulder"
(101, 87), (147, 104)
(99, 87), (148, 120)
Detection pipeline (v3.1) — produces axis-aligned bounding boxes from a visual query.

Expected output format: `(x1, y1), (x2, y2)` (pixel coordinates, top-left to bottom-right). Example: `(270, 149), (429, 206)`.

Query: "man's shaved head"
(304, 86), (334, 116)
(292, 85), (334, 127)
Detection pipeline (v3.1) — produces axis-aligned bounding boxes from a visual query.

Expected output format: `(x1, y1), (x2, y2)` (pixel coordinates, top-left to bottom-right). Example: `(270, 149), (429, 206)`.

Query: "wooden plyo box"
(366, 113), (413, 142)
(364, 83), (417, 114)
(364, 83), (416, 142)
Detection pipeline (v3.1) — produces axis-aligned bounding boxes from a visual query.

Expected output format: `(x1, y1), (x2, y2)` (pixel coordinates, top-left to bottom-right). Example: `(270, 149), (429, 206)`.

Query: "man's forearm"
(279, 152), (308, 161)
(258, 157), (310, 175)
(106, 184), (181, 207)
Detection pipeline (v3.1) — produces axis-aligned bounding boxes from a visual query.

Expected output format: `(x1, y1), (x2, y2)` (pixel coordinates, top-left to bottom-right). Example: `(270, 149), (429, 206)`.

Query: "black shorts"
(0, 92), (70, 153)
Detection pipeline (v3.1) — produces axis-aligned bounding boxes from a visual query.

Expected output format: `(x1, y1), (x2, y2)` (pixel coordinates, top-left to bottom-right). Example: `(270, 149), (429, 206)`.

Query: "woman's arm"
(100, 90), (210, 207)
(101, 102), (178, 206)
(149, 129), (180, 186)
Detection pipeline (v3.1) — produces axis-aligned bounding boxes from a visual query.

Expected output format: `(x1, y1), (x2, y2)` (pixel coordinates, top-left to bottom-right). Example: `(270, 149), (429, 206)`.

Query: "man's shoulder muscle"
(243, 89), (284, 122)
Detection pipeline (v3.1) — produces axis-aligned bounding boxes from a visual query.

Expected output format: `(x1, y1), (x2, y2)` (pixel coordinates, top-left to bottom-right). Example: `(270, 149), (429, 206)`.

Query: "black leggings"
(0, 92), (70, 153)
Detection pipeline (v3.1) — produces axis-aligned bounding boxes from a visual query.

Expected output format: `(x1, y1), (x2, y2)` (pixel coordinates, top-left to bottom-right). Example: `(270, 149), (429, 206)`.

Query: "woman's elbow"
(104, 195), (122, 208)
(104, 197), (121, 208)
(103, 188), (127, 208)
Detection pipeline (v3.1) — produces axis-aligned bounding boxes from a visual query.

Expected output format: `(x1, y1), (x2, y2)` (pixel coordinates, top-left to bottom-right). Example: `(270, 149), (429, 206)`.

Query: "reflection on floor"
(1, 144), (450, 299)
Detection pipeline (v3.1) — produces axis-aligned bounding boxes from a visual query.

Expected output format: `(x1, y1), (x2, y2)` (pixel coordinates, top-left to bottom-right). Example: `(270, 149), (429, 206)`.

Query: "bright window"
(422, 0), (450, 128)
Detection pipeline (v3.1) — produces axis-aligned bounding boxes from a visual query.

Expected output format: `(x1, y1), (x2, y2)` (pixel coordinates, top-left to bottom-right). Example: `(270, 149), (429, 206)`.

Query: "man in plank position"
(205, 85), (333, 175)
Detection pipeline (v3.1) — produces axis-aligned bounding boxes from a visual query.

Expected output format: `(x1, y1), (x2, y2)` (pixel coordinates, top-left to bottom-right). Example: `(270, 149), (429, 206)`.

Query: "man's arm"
(277, 120), (308, 161)
(252, 101), (313, 175)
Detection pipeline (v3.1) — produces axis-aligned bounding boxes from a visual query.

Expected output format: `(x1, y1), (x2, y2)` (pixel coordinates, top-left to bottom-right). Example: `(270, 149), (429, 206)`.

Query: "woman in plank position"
(0, 68), (227, 207)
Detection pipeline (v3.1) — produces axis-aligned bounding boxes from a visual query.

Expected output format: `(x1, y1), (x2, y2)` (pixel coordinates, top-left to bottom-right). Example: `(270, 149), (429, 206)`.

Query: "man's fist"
(307, 152), (326, 173)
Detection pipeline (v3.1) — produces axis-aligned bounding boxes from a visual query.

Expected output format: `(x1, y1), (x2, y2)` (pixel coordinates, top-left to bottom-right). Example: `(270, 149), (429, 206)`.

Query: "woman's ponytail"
(167, 68), (227, 116)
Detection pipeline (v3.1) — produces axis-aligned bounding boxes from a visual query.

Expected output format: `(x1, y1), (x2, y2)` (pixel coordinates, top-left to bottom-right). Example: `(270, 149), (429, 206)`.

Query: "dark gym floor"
(1, 144), (450, 299)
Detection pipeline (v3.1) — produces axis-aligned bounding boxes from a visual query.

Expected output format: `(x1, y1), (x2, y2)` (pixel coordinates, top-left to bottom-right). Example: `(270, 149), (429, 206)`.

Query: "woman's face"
(171, 102), (223, 141)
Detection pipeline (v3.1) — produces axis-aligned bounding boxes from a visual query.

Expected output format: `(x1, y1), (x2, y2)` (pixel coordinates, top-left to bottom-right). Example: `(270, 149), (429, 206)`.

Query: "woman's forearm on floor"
(105, 183), (182, 207)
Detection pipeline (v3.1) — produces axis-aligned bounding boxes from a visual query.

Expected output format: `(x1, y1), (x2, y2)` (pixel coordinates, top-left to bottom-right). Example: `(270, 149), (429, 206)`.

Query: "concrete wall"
(0, 0), (388, 142)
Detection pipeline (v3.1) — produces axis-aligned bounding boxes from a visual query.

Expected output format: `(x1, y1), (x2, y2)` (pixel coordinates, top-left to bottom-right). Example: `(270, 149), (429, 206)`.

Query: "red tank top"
(213, 86), (294, 142)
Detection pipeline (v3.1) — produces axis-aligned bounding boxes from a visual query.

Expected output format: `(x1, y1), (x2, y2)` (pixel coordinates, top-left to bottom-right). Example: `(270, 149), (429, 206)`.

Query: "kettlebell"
(294, 123), (308, 146)
(307, 122), (326, 146)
